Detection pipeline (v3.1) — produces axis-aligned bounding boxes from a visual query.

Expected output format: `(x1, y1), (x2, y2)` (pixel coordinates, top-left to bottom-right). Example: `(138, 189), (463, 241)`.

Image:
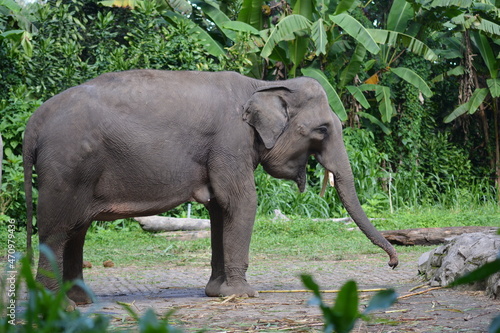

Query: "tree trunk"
(134, 216), (210, 232)
(381, 226), (499, 246)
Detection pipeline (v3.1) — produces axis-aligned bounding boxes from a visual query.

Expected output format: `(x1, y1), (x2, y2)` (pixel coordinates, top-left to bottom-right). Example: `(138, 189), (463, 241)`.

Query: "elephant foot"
(67, 284), (94, 305)
(205, 276), (258, 297)
(205, 275), (225, 297)
(220, 280), (259, 297)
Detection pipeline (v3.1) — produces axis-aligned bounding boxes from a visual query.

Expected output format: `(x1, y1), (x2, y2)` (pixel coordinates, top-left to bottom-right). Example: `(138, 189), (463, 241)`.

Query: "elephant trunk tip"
(388, 256), (399, 269)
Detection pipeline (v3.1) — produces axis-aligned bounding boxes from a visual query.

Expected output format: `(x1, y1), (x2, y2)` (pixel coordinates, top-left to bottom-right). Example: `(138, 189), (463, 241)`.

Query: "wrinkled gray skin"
(23, 70), (398, 308)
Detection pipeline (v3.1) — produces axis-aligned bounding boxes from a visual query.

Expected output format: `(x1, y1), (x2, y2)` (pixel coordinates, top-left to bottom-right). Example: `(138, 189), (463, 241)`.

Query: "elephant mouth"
(295, 167), (307, 192)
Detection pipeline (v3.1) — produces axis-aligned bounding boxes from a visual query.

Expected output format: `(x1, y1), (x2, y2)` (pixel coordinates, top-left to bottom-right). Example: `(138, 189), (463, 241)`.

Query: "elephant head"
(244, 77), (399, 268)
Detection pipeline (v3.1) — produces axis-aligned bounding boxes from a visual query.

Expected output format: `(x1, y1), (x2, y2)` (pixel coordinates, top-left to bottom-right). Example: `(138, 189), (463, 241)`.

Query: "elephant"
(23, 69), (398, 308)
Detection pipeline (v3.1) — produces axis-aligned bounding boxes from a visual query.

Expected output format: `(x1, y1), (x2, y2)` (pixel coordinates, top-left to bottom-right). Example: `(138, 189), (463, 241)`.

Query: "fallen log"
(311, 217), (385, 223)
(154, 230), (211, 240)
(134, 216), (210, 232)
(381, 226), (499, 246)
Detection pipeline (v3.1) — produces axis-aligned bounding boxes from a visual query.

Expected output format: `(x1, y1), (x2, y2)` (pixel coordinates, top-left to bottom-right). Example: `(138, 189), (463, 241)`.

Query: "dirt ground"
(80, 251), (500, 332)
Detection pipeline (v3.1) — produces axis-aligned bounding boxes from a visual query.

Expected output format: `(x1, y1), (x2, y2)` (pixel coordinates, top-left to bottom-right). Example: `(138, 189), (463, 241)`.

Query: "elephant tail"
(23, 129), (36, 262)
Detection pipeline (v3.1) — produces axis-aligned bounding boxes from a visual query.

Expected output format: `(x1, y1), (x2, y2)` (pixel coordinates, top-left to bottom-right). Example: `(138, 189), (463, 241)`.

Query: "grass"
(80, 220), (396, 269)
(252, 218), (381, 260)
(380, 204), (500, 230)
(1, 205), (498, 268)
(84, 228), (212, 268)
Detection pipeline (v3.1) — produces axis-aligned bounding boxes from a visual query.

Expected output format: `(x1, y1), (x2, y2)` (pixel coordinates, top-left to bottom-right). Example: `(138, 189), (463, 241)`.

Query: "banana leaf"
(390, 67), (433, 97)
(238, 0), (265, 29)
(261, 14), (312, 58)
(367, 29), (438, 61)
(330, 13), (380, 54)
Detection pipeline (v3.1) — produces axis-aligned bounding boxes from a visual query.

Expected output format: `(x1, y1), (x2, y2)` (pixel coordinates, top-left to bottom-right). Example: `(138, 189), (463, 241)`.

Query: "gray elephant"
(23, 70), (398, 308)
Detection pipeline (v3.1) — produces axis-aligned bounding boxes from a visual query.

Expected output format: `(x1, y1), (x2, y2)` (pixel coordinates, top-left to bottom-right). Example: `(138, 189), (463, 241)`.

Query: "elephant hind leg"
(36, 230), (66, 291)
(35, 186), (95, 305)
(36, 227), (79, 311)
(64, 222), (93, 304)
(37, 221), (93, 305)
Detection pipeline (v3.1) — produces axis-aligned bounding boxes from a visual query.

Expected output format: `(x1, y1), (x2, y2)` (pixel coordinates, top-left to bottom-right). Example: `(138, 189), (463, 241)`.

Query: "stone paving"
(79, 251), (500, 332)
(84, 254), (417, 298)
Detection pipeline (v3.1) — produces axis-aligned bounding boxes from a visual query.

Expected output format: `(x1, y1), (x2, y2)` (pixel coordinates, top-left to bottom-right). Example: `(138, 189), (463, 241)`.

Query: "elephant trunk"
(317, 137), (398, 269)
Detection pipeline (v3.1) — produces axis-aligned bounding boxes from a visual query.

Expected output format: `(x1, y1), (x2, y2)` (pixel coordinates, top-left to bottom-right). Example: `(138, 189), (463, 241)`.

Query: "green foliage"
(89, 218), (142, 232)
(301, 275), (397, 333)
(374, 52), (490, 209)
(25, 1), (92, 99)
(0, 245), (185, 332)
(387, 130), (495, 208)
(0, 0), (35, 57)
(343, 128), (388, 204)
(0, 86), (41, 220)
(255, 165), (334, 218)
(120, 306), (184, 333)
(114, 4), (224, 72)
(255, 127), (395, 219)
(1, 245), (110, 332)
(169, 203), (209, 219)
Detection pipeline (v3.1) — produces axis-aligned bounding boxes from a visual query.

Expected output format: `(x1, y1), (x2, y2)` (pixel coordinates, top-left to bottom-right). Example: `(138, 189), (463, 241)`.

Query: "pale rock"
(418, 232), (500, 298)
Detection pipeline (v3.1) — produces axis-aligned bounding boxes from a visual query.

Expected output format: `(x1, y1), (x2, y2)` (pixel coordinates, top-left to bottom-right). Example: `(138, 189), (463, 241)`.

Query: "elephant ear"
(243, 87), (290, 149)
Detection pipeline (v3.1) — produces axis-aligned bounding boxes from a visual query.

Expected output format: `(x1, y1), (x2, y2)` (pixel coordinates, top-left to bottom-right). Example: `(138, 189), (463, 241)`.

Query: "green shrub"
(1, 245), (110, 332)
(0, 245), (184, 332)
(0, 86), (42, 220)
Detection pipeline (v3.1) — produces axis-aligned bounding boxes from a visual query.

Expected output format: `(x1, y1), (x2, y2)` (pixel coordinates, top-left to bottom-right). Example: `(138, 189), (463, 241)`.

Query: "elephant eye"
(316, 126), (328, 135)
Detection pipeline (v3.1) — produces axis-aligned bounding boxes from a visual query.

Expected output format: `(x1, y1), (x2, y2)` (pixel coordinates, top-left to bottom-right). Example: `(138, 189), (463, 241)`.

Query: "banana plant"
(346, 0), (436, 124)
(443, 33), (500, 123)
(259, 0), (381, 78)
(255, 0), (382, 120)
(441, 30), (500, 198)
(418, 0), (500, 127)
(238, 0), (267, 29)
(420, 0), (500, 199)
(154, 0), (434, 124)
(259, 0), (436, 125)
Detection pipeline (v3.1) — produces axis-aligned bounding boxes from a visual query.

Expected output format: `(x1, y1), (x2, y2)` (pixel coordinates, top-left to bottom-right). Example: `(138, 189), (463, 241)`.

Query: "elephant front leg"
(205, 200), (226, 296)
(204, 197), (258, 298)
